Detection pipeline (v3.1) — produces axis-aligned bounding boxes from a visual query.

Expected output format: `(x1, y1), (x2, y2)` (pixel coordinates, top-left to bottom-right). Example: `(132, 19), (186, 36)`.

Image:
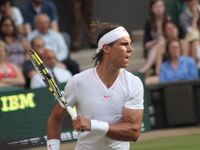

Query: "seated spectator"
(23, 37), (66, 88)
(20, 0), (59, 36)
(0, 17), (29, 67)
(140, 0), (170, 74)
(185, 28), (200, 62)
(28, 13), (80, 75)
(179, 0), (199, 38)
(155, 20), (189, 75)
(0, 41), (25, 87)
(23, 37), (44, 88)
(160, 39), (198, 83)
(184, 16), (200, 68)
(0, 0), (23, 34)
(30, 49), (72, 89)
(28, 13), (69, 62)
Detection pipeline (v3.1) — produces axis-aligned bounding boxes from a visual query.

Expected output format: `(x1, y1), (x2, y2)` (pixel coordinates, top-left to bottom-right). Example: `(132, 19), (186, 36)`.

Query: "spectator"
(30, 49), (72, 89)
(28, 13), (69, 62)
(141, 0), (169, 74)
(0, 17), (29, 67)
(160, 39), (198, 83)
(28, 13), (80, 75)
(22, 37), (44, 88)
(20, 0), (59, 36)
(23, 37), (66, 88)
(69, 0), (96, 50)
(179, 0), (200, 38)
(155, 20), (189, 75)
(0, 41), (25, 87)
(183, 15), (200, 68)
(0, 0), (23, 34)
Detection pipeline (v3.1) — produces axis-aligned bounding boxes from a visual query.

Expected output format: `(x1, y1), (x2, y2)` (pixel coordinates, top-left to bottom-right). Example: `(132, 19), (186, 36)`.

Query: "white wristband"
(90, 120), (109, 136)
(47, 139), (60, 150)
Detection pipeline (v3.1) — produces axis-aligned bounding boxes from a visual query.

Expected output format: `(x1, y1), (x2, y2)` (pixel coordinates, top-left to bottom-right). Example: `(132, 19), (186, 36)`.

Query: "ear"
(102, 45), (111, 54)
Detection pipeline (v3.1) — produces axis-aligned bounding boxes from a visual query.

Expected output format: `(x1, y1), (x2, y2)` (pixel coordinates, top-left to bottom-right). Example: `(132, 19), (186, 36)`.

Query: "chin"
(121, 64), (128, 68)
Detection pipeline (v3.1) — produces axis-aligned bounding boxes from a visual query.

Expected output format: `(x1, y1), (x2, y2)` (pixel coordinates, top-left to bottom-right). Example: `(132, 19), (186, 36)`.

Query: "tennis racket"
(28, 49), (77, 120)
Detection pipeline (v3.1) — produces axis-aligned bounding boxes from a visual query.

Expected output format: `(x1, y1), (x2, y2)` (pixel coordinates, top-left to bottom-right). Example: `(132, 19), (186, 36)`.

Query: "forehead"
(169, 41), (180, 47)
(115, 36), (131, 43)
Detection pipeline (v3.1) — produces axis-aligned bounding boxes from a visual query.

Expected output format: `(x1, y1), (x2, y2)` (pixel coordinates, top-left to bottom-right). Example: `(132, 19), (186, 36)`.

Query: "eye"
(121, 42), (129, 46)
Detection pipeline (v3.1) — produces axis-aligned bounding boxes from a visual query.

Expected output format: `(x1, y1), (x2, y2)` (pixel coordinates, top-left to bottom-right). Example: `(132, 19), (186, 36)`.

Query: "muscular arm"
(47, 103), (68, 139)
(73, 107), (143, 142)
(106, 107), (143, 141)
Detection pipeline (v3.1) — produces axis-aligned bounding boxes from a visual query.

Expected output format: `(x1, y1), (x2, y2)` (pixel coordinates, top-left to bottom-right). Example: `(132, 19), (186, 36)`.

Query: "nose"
(128, 44), (133, 53)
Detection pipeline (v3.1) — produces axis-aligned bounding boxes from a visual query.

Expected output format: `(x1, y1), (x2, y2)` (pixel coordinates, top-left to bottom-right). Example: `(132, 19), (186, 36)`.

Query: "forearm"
(106, 122), (141, 141)
(145, 39), (157, 50)
(2, 78), (25, 86)
(47, 115), (63, 139)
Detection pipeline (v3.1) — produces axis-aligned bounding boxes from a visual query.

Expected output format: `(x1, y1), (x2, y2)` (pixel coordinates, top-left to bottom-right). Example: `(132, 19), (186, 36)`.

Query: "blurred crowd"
(1, 0), (200, 90)
(0, 0), (84, 89)
(139, 0), (200, 85)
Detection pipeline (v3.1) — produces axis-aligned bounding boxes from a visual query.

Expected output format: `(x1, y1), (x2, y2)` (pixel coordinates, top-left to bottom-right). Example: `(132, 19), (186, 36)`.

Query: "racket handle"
(67, 106), (77, 121)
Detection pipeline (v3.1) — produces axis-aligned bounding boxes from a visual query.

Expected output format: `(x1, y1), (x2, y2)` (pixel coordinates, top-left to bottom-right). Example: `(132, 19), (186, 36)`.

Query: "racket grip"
(67, 106), (77, 121)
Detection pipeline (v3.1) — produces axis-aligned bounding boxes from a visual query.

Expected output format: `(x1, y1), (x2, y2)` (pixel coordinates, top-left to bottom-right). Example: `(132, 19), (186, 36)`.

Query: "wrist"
(47, 139), (60, 150)
(90, 120), (109, 136)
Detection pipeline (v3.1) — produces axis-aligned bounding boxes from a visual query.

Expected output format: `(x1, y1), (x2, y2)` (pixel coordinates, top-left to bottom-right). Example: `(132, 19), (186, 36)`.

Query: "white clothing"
(30, 67), (72, 89)
(63, 67), (144, 150)
(11, 7), (23, 25)
(28, 29), (69, 61)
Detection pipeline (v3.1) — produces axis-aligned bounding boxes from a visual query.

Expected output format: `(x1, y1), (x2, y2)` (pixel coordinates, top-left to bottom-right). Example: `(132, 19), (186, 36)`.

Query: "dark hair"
(162, 20), (179, 38)
(165, 39), (182, 60)
(92, 22), (120, 66)
(0, 17), (18, 41)
(31, 36), (43, 47)
(149, 0), (169, 32)
(0, 0), (13, 6)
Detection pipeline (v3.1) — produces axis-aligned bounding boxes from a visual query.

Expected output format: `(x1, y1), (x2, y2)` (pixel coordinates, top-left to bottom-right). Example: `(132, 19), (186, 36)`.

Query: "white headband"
(96, 26), (129, 53)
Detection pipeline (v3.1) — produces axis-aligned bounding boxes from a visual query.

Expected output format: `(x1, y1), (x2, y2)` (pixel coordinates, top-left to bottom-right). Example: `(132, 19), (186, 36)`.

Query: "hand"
(73, 115), (91, 131)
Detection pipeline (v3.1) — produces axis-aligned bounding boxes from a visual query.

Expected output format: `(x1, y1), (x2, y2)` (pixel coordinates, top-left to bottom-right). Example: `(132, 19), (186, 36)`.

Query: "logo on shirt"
(104, 95), (112, 100)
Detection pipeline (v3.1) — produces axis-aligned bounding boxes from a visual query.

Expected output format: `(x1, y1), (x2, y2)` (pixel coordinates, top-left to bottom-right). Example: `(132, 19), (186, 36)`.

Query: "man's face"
(43, 51), (57, 69)
(186, 0), (198, 10)
(168, 41), (181, 59)
(165, 23), (178, 39)
(35, 15), (49, 34)
(105, 36), (133, 68)
(32, 38), (45, 55)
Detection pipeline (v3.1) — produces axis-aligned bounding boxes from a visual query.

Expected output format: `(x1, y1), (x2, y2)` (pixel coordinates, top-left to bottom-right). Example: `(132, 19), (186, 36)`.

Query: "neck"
(96, 63), (120, 88)
(171, 56), (179, 62)
(39, 30), (48, 34)
(170, 57), (179, 67)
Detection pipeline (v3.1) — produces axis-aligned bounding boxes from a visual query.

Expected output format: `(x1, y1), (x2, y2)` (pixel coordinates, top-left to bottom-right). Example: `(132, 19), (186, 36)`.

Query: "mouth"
(125, 55), (130, 60)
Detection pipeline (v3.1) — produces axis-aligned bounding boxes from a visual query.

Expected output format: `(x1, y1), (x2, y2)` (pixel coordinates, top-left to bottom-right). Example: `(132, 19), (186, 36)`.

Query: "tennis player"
(47, 22), (144, 150)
